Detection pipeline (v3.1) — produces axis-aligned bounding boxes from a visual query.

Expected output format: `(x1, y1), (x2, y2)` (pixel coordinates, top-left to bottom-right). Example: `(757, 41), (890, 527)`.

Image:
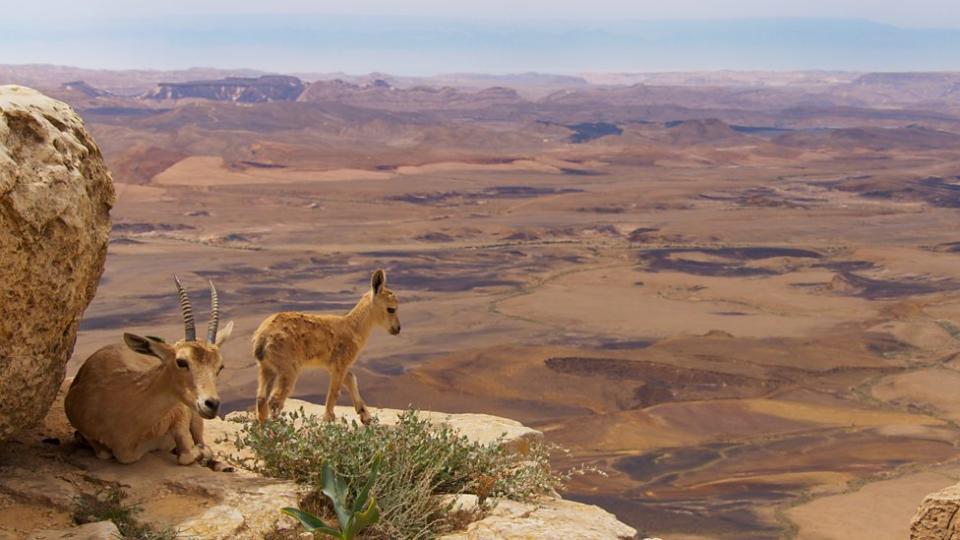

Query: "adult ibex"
(252, 269), (401, 424)
(65, 277), (234, 468)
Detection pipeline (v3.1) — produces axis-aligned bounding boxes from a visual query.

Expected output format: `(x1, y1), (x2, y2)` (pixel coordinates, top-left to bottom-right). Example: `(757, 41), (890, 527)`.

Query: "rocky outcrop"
(207, 399), (545, 460)
(0, 438), (302, 540)
(297, 79), (525, 111)
(0, 85), (114, 441)
(142, 75), (305, 102)
(60, 81), (110, 98)
(28, 521), (119, 540)
(2, 394), (638, 539)
(665, 118), (745, 145)
(209, 400), (638, 540)
(911, 482), (960, 539)
(0, 382), (302, 540)
(439, 496), (637, 540)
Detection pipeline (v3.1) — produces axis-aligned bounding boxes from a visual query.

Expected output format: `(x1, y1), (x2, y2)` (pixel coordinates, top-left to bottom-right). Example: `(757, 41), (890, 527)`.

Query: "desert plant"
(282, 454), (382, 539)
(233, 408), (567, 539)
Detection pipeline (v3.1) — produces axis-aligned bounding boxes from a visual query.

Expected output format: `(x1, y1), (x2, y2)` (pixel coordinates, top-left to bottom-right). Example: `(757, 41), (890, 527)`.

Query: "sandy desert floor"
(59, 128), (960, 539)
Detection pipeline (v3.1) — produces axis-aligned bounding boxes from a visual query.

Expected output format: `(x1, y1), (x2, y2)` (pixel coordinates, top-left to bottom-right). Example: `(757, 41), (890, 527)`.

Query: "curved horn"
(174, 275), (196, 341)
(206, 280), (220, 344)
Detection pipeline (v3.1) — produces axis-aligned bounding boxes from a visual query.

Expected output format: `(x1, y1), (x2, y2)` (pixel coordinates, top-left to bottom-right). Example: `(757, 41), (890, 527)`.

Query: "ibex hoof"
(177, 447), (202, 465)
(197, 444), (214, 461)
(207, 460), (236, 473)
(359, 410), (373, 425)
(323, 411), (336, 422)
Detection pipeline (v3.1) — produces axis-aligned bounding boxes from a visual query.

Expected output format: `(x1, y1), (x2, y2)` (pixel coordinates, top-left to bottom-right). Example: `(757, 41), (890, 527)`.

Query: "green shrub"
(233, 409), (566, 539)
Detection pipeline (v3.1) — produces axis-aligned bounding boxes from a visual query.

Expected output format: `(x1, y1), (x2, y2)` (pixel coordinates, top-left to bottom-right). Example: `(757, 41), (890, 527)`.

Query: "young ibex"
(252, 269), (401, 424)
(65, 277), (234, 468)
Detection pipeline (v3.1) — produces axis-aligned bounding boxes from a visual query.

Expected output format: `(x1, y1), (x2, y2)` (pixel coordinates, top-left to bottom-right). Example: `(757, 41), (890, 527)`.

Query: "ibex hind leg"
(75, 431), (113, 461)
(323, 368), (346, 422)
(113, 446), (145, 464)
(256, 364), (278, 423)
(267, 372), (296, 420)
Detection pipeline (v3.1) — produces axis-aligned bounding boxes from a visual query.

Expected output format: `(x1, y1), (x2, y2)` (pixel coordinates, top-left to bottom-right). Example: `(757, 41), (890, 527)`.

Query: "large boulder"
(0, 85), (114, 440)
(911, 482), (960, 539)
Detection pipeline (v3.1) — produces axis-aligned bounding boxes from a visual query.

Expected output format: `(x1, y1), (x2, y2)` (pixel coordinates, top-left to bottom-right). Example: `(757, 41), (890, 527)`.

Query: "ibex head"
(370, 269), (401, 336)
(122, 277), (234, 419)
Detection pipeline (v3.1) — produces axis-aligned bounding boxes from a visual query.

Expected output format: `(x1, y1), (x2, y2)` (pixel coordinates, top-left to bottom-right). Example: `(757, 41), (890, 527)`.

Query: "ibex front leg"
(189, 411), (213, 461)
(191, 410), (234, 472)
(343, 370), (373, 425)
(172, 414), (203, 465)
(324, 368), (346, 422)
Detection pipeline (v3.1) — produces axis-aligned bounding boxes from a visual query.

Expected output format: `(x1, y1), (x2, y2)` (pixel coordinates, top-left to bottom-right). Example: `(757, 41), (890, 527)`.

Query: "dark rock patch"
(112, 222), (195, 234)
(544, 356), (776, 408)
(566, 122), (623, 143)
(638, 247), (821, 277)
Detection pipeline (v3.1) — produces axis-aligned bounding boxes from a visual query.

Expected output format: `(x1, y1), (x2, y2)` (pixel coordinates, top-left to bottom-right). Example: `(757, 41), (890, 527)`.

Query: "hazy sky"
(3, 1), (960, 73)
(9, 0), (960, 27)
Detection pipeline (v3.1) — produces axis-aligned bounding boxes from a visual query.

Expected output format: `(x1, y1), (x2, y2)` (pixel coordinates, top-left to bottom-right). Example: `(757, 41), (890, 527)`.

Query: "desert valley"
(4, 64), (960, 539)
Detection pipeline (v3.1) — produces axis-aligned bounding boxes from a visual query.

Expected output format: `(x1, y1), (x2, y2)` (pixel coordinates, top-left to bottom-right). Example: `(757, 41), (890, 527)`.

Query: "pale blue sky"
(9, 0), (960, 27)
(3, 1), (960, 73)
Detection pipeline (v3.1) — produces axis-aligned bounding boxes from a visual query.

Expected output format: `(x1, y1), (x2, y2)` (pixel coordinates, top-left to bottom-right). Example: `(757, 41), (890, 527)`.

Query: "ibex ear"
(215, 320), (234, 346)
(371, 269), (386, 295)
(124, 333), (168, 359)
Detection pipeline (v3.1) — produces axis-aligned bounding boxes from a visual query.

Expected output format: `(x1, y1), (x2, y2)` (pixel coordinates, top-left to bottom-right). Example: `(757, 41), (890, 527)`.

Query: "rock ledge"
(2, 396), (637, 539)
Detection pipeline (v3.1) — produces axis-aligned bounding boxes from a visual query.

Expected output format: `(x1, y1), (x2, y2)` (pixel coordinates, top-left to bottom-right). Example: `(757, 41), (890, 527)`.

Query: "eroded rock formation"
(912, 482), (960, 539)
(0, 85), (114, 440)
(3, 395), (638, 539)
(142, 75), (305, 102)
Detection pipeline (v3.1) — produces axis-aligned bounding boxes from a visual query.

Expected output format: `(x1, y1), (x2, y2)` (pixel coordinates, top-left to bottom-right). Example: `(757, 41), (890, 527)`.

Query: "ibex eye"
(218, 365), (224, 375)
(176, 358), (189, 369)
(387, 307), (396, 314)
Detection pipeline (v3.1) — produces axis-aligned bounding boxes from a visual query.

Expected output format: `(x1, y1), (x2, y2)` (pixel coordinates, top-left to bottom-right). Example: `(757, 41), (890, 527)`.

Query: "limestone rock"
(441, 493), (481, 513)
(0, 85), (114, 440)
(440, 497), (637, 540)
(2, 394), (636, 540)
(173, 473), (302, 539)
(0, 466), (80, 508)
(0, 442), (302, 540)
(217, 399), (543, 456)
(911, 482), (960, 539)
(28, 521), (120, 540)
(212, 401), (634, 540)
(77, 452), (302, 540)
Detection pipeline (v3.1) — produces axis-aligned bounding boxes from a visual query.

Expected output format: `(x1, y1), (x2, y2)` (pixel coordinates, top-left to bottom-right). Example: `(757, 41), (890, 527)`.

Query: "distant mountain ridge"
(142, 75), (305, 103)
(61, 80), (110, 97)
(297, 79), (524, 111)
